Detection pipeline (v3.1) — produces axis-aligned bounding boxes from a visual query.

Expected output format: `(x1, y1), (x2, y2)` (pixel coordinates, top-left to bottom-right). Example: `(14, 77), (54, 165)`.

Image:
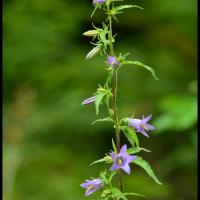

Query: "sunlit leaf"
(122, 60), (159, 80)
(132, 157), (162, 185)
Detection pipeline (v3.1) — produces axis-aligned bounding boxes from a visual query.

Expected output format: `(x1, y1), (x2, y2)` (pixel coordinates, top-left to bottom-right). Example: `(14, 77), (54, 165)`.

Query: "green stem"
(107, 5), (124, 194)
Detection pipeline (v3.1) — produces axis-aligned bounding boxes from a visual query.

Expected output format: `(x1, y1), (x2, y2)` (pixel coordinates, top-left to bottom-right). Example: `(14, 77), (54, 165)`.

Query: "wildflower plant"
(80, 0), (162, 199)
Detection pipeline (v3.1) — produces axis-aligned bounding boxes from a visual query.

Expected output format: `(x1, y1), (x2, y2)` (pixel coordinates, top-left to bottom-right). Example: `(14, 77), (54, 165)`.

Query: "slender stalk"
(107, 6), (124, 193)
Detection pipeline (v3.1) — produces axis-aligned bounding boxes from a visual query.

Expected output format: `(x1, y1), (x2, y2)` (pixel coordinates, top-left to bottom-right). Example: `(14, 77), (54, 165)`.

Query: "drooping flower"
(109, 144), (137, 174)
(93, 0), (106, 5)
(107, 55), (120, 67)
(80, 178), (103, 196)
(128, 115), (155, 137)
(82, 96), (96, 105)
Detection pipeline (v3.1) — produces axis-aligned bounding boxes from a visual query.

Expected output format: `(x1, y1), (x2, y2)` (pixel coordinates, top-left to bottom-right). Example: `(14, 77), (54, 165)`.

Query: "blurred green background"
(3, 0), (197, 200)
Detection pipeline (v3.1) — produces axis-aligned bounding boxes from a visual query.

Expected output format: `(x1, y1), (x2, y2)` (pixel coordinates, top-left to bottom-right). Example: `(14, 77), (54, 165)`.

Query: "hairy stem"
(107, 7), (124, 193)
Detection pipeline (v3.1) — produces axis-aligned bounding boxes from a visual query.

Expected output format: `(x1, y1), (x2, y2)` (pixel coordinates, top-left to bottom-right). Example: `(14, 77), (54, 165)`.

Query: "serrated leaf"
(112, 138), (117, 152)
(120, 126), (139, 147)
(114, 5), (143, 12)
(132, 156), (162, 185)
(105, 70), (114, 86)
(122, 60), (159, 80)
(127, 147), (151, 154)
(91, 117), (113, 125)
(95, 92), (106, 115)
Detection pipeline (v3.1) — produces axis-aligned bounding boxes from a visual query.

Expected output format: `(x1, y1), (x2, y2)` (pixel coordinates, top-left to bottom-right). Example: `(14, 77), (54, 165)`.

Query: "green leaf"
(120, 126), (139, 147)
(127, 147), (151, 154)
(109, 171), (117, 182)
(132, 156), (162, 185)
(111, 188), (127, 200)
(90, 155), (112, 166)
(99, 31), (108, 47)
(114, 5), (143, 13)
(91, 117), (113, 125)
(95, 92), (106, 115)
(124, 192), (146, 198)
(94, 86), (113, 115)
(90, 158), (105, 166)
(122, 60), (159, 80)
(105, 70), (114, 86)
(112, 138), (117, 153)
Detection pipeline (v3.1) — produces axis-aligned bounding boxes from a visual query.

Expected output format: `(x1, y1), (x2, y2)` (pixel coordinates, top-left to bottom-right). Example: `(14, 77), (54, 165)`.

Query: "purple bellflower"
(82, 96), (96, 105)
(128, 115), (155, 138)
(80, 178), (103, 196)
(107, 55), (120, 67)
(93, 0), (106, 5)
(109, 144), (137, 174)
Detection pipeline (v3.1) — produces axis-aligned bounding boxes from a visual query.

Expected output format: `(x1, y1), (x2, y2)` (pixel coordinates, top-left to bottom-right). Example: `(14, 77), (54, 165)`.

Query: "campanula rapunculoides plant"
(80, 0), (162, 199)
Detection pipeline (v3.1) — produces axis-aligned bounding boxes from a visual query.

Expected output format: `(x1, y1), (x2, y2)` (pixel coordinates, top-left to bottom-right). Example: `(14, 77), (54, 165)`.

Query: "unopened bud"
(86, 46), (101, 59)
(83, 30), (100, 37)
(104, 155), (113, 163)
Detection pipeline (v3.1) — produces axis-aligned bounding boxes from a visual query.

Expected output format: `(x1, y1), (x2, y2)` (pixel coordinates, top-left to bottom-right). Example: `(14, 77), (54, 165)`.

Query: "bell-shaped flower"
(107, 55), (120, 67)
(80, 178), (103, 196)
(128, 115), (155, 137)
(93, 0), (106, 5)
(109, 144), (137, 174)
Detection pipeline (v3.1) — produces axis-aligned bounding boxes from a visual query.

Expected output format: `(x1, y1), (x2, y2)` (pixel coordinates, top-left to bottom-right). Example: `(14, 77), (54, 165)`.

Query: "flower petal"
(140, 130), (149, 138)
(110, 163), (120, 171)
(120, 144), (127, 155)
(122, 164), (131, 174)
(110, 152), (117, 161)
(127, 155), (137, 163)
(142, 115), (152, 123)
(145, 123), (155, 130)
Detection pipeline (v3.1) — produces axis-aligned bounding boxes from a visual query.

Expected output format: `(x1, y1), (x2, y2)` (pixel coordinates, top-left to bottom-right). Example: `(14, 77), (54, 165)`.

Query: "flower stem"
(107, 7), (124, 193)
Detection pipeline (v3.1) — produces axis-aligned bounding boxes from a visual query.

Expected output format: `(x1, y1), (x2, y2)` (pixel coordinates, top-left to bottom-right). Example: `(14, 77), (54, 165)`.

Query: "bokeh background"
(3, 0), (197, 200)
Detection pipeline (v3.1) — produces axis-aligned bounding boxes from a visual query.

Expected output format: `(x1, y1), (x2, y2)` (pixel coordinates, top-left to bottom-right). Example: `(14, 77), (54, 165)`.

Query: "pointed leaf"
(112, 138), (117, 153)
(91, 117), (113, 125)
(122, 60), (159, 80)
(114, 5), (143, 12)
(127, 147), (151, 154)
(90, 158), (105, 166)
(95, 92), (106, 115)
(120, 126), (139, 147)
(132, 156), (162, 185)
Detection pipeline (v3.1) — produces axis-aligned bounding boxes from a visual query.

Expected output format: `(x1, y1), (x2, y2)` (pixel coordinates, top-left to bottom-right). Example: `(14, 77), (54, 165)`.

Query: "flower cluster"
(80, 0), (161, 199)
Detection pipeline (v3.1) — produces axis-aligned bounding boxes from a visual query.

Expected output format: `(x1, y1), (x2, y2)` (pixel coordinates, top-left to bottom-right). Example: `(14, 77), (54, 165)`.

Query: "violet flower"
(107, 55), (120, 67)
(109, 144), (137, 174)
(128, 115), (155, 138)
(82, 96), (96, 105)
(80, 178), (103, 196)
(93, 0), (106, 4)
